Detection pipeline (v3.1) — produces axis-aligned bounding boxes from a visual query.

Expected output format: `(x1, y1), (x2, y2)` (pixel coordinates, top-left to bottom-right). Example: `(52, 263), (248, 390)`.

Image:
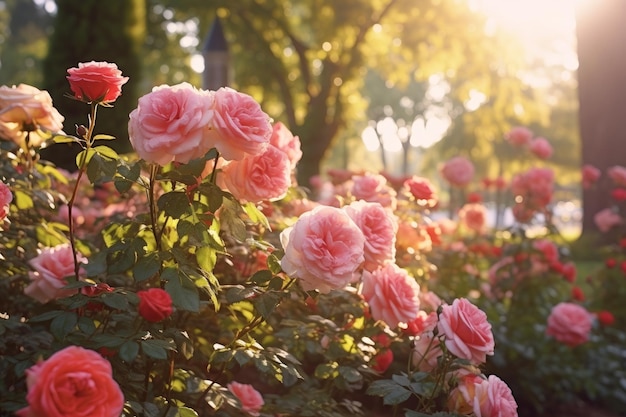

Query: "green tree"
(40, 0), (146, 170)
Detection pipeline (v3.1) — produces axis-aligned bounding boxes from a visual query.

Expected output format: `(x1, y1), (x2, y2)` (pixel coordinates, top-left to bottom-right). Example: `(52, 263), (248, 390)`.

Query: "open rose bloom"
(66, 61), (129, 104)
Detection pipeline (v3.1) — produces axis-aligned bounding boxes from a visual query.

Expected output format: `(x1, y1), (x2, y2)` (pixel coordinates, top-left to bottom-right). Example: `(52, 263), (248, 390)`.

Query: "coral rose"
(219, 145), (291, 203)
(128, 82), (215, 166)
(209, 87), (271, 161)
(440, 156), (474, 187)
(529, 137), (553, 159)
(361, 263), (421, 328)
(0, 83), (64, 148)
(438, 298), (494, 364)
(505, 126), (533, 147)
(227, 382), (264, 416)
(280, 205), (365, 293)
(404, 175), (438, 207)
(594, 207), (623, 233)
(343, 200), (398, 271)
(137, 288), (173, 322)
(546, 302), (592, 347)
(458, 203), (487, 233)
(24, 243), (83, 303)
(16, 346), (124, 417)
(269, 121), (302, 169)
(66, 61), (129, 104)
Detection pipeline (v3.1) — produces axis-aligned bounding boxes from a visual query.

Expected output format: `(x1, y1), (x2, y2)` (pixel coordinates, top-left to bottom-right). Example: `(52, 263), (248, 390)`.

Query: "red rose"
(606, 258), (616, 268)
(137, 288), (173, 322)
(611, 188), (626, 202)
(571, 286), (585, 301)
(66, 61), (128, 104)
(371, 349), (394, 373)
(597, 310), (615, 326)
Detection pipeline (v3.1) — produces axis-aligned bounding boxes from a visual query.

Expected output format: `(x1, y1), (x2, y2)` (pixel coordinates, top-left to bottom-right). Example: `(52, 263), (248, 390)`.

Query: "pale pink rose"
(403, 175), (437, 207)
(219, 145), (291, 203)
(440, 156), (474, 187)
(582, 164), (601, 189)
(450, 374), (518, 417)
(280, 205), (365, 293)
(0, 181), (12, 221)
(529, 137), (553, 159)
(594, 208), (623, 233)
(25, 243), (84, 303)
(608, 165), (626, 187)
(438, 298), (494, 364)
(546, 302), (593, 347)
(458, 203), (487, 233)
(66, 61), (129, 104)
(129, 82), (215, 166)
(0, 84), (64, 147)
(505, 126), (533, 147)
(350, 173), (397, 210)
(227, 382), (264, 416)
(269, 121), (302, 169)
(412, 312), (442, 371)
(343, 200), (398, 271)
(284, 198), (319, 217)
(361, 263), (421, 328)
(209, 87), (271, 161)
(16, 346), (124, 417)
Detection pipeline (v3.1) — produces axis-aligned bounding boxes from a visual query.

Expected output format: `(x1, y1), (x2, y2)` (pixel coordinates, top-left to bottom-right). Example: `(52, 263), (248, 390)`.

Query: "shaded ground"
(550, 400), (624, 417)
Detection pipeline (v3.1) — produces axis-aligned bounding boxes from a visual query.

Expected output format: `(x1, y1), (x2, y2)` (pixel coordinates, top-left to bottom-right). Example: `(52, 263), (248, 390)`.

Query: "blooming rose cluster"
(448, 374), (518, 417)
(510, 167), (554, 222)
(440, 156), (474, 188)
(504, 126), (553, 160)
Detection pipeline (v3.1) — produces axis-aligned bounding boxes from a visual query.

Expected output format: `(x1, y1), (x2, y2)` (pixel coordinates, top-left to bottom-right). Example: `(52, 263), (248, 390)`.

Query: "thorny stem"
(148, 164), (161, 252)
(67, 102), (98, 280)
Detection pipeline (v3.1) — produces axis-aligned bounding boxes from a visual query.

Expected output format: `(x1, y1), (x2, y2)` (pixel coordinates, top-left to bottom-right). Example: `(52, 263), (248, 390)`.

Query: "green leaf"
(29, 310), (64, 322)
(164, 270), (200, 312)
(173, 407), (198, 417)
(158, 191), (191, 217)
(252, 292), (281, 319)
(196, 245), (216, 273)
(76, 148), (96, 169)
(251, 269), (273, 285)
(392, 374), (412, 387)
(50, 312), (78, 340)
(243, 202), (270, 229)
(78, 316), (96, 334)
(93, 145), (119, 159)
(93, 134), (116, 141)
(87, 152), (117, 183)
(133, 253), (161, 282)
(315, 362), (338, 379)
(141, 339), (174, 360)
(52, 134), (78, 144)
(225, 286), (256, 303)
(119, 341), (140, 362)
(267, 253), (283, 275)
(14, 190), (34, 209)
(101, 292), (129, 310)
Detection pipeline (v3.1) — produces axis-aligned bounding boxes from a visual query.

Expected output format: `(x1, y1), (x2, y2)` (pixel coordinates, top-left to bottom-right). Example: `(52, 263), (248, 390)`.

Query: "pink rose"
(608, 165), (626, 187)
(529, 137), (553, 159)
(510, 167), (554, 211)
(403, 175), (437, 207)
(129, 83), (215, 166)
(343, 200), (398, 271)
(546, 302), (593, 347)
(532, 239), (559, 264)
(594, 208), (623, 233)
(16, 346), (124, 417)
(269, 121), (302, 169)
(137, 288), (173, 323)
(450, 374), (518, 417)
(0, 181), (12, 222)
(219, 145), (291, 203)
(505, 126), (533, 147)
(0, 84), (64, 147)
(350, 173), (397, 210)
(412, 312), (443, 371)
(66, 61), (129, 104)
(582, 164), (601, 189)
(440, 156), (474, 187)
(361, 263), (421, 328)
(227, 382), (264, 416)
(209, 87), (271, 161)
(25, 243), (83, 303)
(438, 298), (494, 364)
(280, 205), (365, 293)
(458, 203), (487, 233)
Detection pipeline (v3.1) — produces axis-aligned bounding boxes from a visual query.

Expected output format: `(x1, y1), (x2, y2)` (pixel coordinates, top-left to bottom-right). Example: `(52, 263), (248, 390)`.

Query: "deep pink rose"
(219, 145), (291, 203)
(280, 205), (365, 293)
(137, 288), (173, 322)
(0, 83), (64, 147)
(582, 164), (601, 189)
(269, 121), (302, 169)
(343, 200), (398, 271)
(129, 82), (215, 166)
(66, 61), (128, 103)
(404, 175), (437, 207)
(594, 208), (623, 233)
(505, 126), (533, 147)
(350, 173), (397, 209)
(546, 302), (592, 347)
(361, 263), (421, 328)
(209, 87), (271, 161)
(438, 298), (494, 364)
(458, 203), (487, 233)
(0, 181), (12, 221)
(440, 156), (474, 187)
(227, 382), (264, 416)
(608, 165), (626, 187)
(529, 137), (553, 159)
(25, 244), (83, 303)
(16, 346), (124, 417)
(532, 239), (559, 264)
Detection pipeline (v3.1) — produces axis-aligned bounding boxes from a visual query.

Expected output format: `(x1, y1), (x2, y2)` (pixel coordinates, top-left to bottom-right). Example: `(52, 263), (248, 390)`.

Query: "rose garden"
(0, 58), (625, 417)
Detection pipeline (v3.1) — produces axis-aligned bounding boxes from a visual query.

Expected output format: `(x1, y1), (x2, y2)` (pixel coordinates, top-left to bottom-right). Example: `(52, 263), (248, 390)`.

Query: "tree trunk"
(576, 0), (626, 237)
